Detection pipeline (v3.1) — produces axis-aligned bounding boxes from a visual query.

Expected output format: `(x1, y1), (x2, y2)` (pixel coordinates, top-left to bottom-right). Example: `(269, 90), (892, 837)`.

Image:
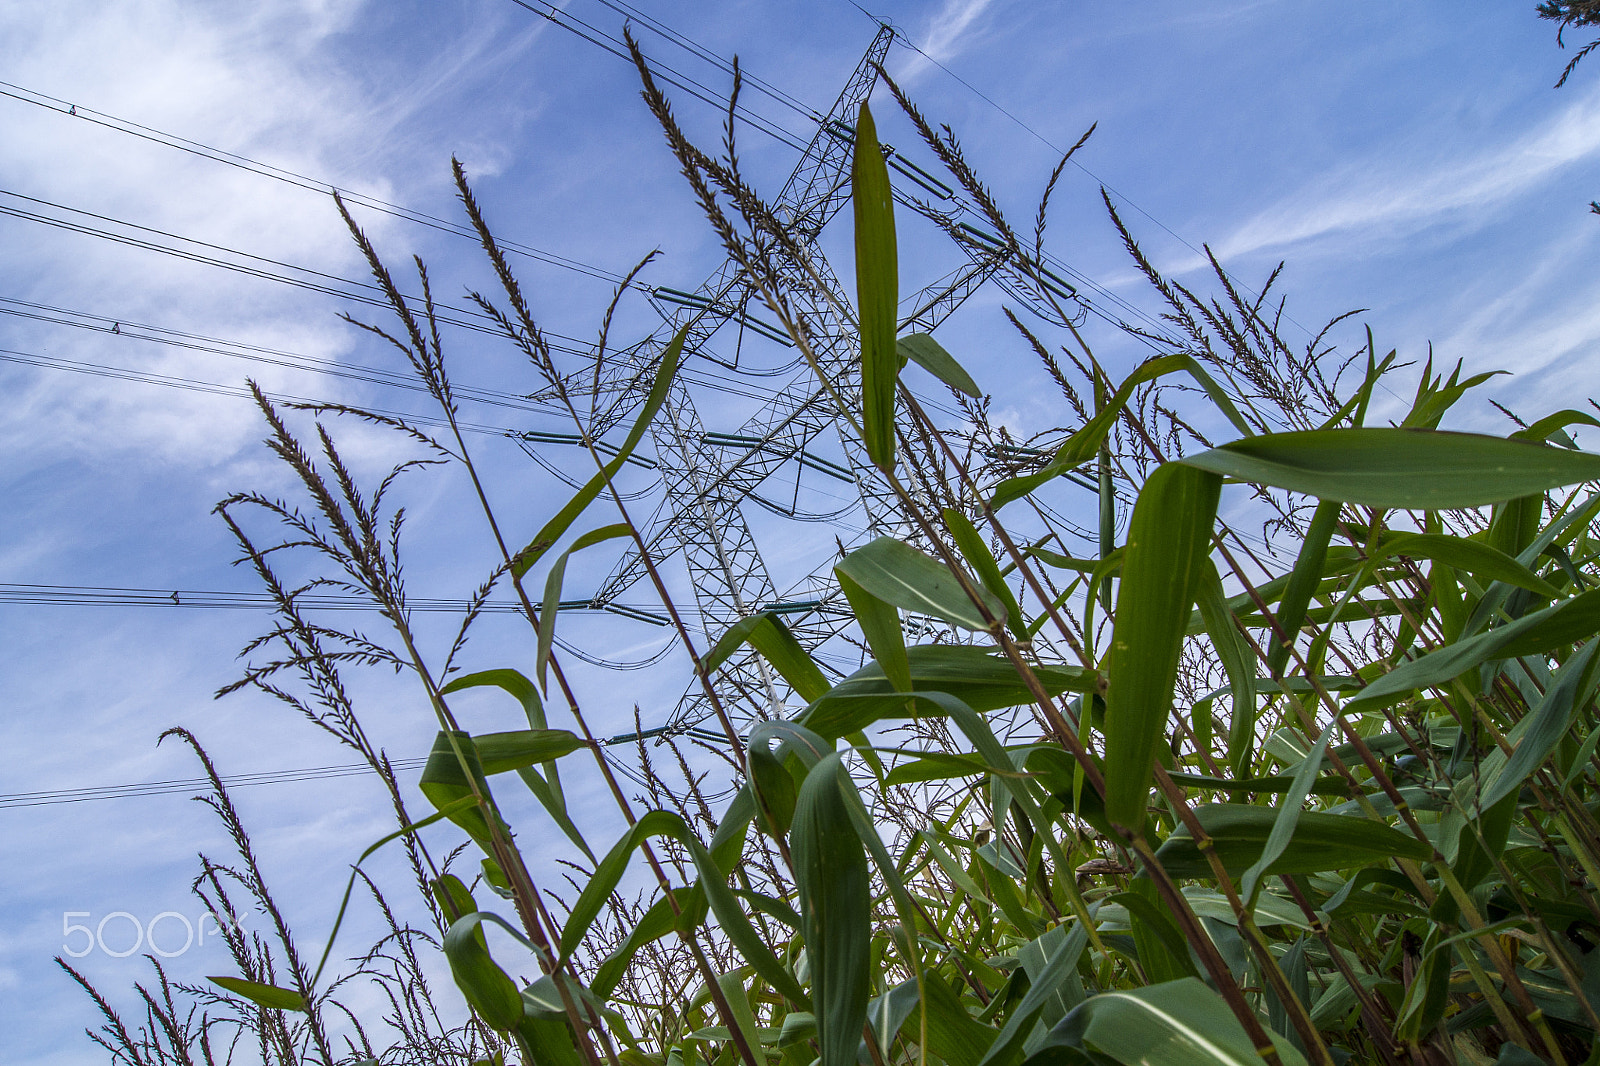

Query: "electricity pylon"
(521, 26), (1086, 736)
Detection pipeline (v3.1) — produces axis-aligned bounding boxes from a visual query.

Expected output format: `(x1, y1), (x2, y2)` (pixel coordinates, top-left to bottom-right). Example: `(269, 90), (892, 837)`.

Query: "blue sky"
(3, 2), (1598, 1061)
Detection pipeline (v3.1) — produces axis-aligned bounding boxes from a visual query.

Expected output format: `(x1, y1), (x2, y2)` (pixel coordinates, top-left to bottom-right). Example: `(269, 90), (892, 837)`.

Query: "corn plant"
(71, 41), (1600, 1066)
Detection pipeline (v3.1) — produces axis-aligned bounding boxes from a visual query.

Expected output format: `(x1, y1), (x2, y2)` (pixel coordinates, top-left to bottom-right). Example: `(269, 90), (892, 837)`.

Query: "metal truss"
(516, 25), (1092, 740)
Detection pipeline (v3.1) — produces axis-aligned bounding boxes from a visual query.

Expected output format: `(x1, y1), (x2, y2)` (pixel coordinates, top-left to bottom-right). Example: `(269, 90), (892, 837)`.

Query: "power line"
(504, 0), (811, 152)
(0, 582), (675, 621)
(0, 720), (733, 809)
(585, 0), (822, 122)
(0, 296), (552, 414)
(0, 78), (634, 287)
(0, 346), (542, 437)
(0, 758), (430, 809)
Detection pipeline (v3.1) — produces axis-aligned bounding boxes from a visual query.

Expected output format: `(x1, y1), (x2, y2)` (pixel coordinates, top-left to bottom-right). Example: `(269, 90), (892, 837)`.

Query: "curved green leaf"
(801, 644), (1091, 738)
(1181, 428), (1600, 510)
(538, 523), (631, 689)
(560, 809), (807, 1005)
(442, 912), (525, 1031)
(706, 611), (830, 703)
(1347, 588), (1600, 711)
(836, 536), (1004, 632)
(899, 333), (979, 397)
(1027, 977), (1308, 1066)
(1151, 804), (1432, 880)
(511, 324), (686, 577)
(207, 976), (306, 1013)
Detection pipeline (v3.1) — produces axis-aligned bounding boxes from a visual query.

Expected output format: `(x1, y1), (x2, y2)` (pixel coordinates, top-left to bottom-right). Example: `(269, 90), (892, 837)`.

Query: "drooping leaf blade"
(1180, 428), (1600, 510)
(1151, 804), (1433, 880)
(1027, 977), (1308, 1066)
(898, 333), (979, 397)
(207, 977), (306, 1013)
(705, 611), (831, 704)
(836, 536), (1004, 632)
(538, 523), (631, 690)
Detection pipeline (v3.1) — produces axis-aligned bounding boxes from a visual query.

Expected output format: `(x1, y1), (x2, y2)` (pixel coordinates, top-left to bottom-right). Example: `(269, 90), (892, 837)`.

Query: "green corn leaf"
(1347, 588), (1600, 712)
(919, 975), (1000, 1066)
(439, 670), (595, 861)
(705, 611), (831, 703)
(1026, 977), (1308, 1066)
(538, 523), (631, 690)
(442, 912), (526, 1031)
(884, 750), (992, 785)
(472, 729), (585, 775)
(800, 643), (1092, 738)
(430, 872), (480, 926)
(1102, 462), (1221, 832)
(898, 333), (980, 397)
(1180, 428), (1600, 510)
(853, 100), (898, 470)
(1373, 531), (1559, 598)
(943, 508), (1026, 636)
(419, 730), (499, 849)
(1194, 559), (1258, 777)
(791, 753), (872, 1066)
(1265, 937), (1312, 1056)
(1267, 498), (1342, 675)
(1515, 408), (1600, 445)
(867, 980), (922, 1059)
(590, 886), (707, 998)
(749, 738), (800, 836)
(1394, 928), (1453, 1044)
(978, 920), (1090, 1066)
(560, 809), (806, 1005)
(1460, 490), (1600, 639)
(836, 536), (1004, 632)
(510, 324), (686, 577)
(836, 568), (911, 693)
(207, 976), (306, 1013)
(515, 1012), (586, 1066)
(716, 971), (763, 1062)
(1477, 638), (1600, 811)
(442, 668), (548, 727)
(1151, 804), (1432, 880)
(992, 354), (1250, 509)
(1114, 881), (1200, 984)
(1240, 723), (1336, 906)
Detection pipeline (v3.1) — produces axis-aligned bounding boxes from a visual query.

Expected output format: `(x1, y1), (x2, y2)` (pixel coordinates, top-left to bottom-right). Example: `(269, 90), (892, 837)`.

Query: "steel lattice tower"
(520, 26), (1085, 736)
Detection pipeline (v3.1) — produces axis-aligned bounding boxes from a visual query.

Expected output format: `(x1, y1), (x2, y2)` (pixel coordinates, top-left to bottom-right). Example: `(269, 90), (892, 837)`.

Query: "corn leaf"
(1180, 428), (1600, 510)
(1026, 978), (1308, 1066)
(1151, 804), (1432, 880)
(1102, 463), (1221, 831)
(706, 611), (831, 703)
(853, 100), (898, 469)
(207, 977), (306, 1013)
(791, 753), (872, 1066)
(836, 536), (1004, 632)
(899, 333), (980, 397)
(538, 523), (631, 690)
(510, 325), (686, 577)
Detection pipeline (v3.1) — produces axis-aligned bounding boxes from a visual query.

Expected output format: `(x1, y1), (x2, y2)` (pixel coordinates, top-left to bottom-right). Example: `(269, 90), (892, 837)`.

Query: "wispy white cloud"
(1216, 79), (1600, 262)
(892, 0), (998, 84)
